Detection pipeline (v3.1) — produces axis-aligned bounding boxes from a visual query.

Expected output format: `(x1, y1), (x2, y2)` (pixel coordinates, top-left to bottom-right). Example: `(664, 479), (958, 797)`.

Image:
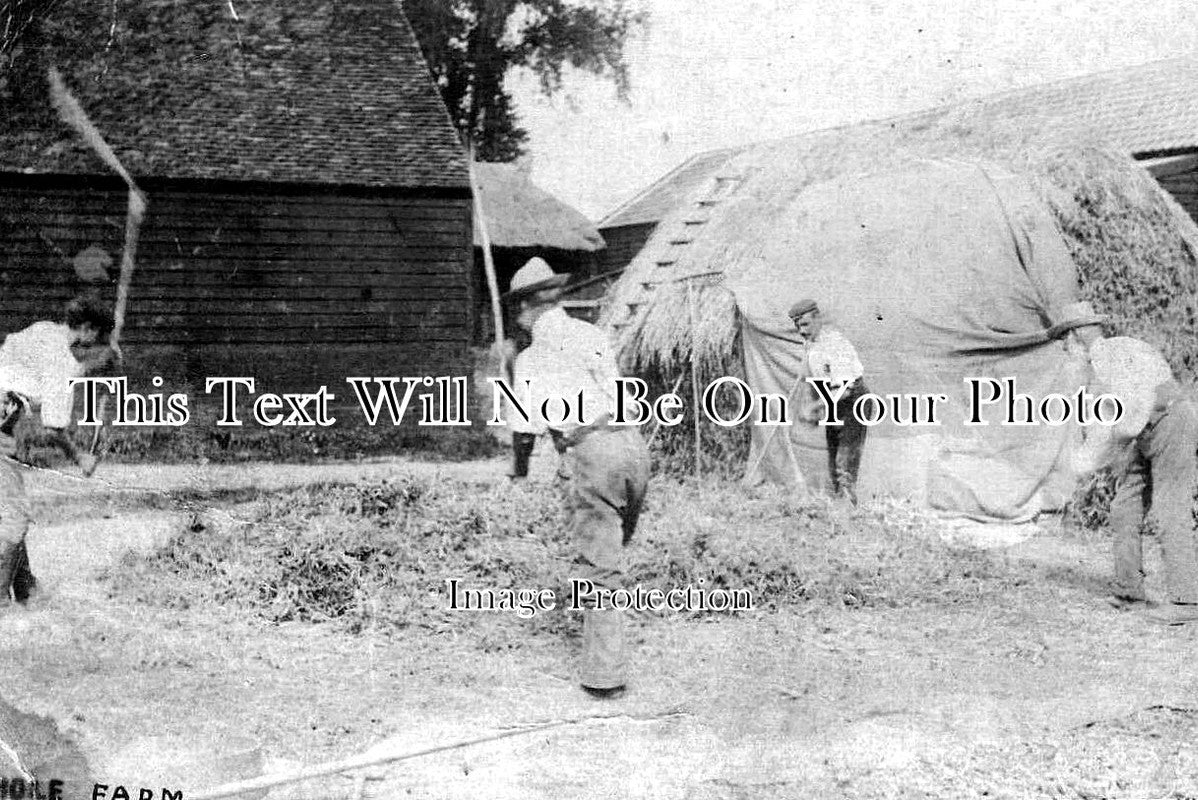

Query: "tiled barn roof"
(0, 0), (469, 188)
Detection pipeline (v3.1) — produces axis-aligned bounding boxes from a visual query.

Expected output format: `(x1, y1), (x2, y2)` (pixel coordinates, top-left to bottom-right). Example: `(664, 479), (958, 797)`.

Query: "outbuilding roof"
(599, 148), (738, 229)
(939, 55), (1198, 159)
(473, 163), (604, 252)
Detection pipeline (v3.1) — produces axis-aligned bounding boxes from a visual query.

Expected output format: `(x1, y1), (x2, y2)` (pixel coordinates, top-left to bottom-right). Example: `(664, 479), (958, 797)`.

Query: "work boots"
(508, 432), (536, 479)
(10, 541), (37, 603)
(0, 541), (38, 605)
(580, 608), (627, 696)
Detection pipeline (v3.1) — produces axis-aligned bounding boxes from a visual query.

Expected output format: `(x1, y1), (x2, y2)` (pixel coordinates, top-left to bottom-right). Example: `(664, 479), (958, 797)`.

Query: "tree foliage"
(1, 0), (645, 162)
(0, 0), (60, 56)
(403, 0), (646, 162)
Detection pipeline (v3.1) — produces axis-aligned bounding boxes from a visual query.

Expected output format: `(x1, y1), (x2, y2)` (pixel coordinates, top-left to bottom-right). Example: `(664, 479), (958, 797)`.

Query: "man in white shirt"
(501, 257), (650, 696)
(0, 297), (114, 607)
(1067, 309), (1198, 625)
(0, 391), (34, 607)
(789, 299), (868, 503)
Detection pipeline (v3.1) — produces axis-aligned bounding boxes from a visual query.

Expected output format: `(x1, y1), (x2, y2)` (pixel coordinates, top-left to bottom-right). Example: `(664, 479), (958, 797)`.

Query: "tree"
(1, 0), (61, 57)
(1, 0), (645, 161)
(403, 0), (646, 162)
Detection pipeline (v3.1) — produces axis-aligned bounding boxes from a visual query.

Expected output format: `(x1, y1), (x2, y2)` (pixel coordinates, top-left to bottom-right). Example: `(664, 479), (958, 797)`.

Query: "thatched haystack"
(603, 112), (1198, 385)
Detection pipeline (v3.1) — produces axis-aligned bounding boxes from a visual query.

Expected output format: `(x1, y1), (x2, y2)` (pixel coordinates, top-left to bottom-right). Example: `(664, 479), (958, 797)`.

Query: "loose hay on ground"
(104, 474), (1033, 639)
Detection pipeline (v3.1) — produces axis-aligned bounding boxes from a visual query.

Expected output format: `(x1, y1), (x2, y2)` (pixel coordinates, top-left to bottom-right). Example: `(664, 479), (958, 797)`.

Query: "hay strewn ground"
(6, 458), (1196, 800)
(107, 474), (1030, 638)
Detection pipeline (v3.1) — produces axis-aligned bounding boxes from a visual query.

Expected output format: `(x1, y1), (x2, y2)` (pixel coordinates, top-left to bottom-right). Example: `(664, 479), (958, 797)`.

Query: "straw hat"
(504, 257), (568, 302)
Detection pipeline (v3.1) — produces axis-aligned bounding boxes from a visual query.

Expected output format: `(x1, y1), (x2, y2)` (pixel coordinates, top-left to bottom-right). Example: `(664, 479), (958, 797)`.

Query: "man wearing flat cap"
(1060, 302), (1198, 625)
(500, 257), (650, 695)
(789, 299), (868, 503)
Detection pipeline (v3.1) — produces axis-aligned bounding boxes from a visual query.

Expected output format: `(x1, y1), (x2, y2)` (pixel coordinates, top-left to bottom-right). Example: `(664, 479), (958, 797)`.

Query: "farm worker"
(0, 296), (115, 606)
(499, 257), (650, 696)
(789, 299), (869, 503)
(1062, 302), (1198, 625)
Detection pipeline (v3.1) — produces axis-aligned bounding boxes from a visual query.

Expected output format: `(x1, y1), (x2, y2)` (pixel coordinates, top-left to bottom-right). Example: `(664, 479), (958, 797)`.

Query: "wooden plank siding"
(1144, 153), (1198, 228)
(0, 176), (474, 393)
(595, 222), (656, 275)
(1154, 175), (1198, 223)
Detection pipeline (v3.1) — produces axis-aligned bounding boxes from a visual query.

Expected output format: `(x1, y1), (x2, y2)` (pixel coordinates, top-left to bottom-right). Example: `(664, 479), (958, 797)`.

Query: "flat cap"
(788, 298), (819, 319)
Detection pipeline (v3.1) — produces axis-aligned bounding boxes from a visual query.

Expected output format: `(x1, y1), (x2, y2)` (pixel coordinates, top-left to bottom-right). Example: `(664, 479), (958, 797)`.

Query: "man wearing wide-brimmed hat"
(1059, 301), (1198, 626)
(500, 257), (650, 695)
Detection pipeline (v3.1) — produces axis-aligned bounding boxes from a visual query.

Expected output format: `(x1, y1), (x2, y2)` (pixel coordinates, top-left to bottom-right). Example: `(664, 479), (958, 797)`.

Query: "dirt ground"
(3, 456), (1198, 800)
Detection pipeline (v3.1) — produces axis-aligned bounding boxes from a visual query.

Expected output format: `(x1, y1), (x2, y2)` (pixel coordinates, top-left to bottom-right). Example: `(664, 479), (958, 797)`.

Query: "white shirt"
(507, 307), (622, 435)
(1072, 336), (1174, 474)
(0, 321), (84, 429)
(806, 327), (864, 390)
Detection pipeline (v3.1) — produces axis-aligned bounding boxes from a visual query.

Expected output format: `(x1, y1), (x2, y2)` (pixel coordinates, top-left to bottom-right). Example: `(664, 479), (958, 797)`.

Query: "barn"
(0, 0), (472, 401)
(597, 56), (1198, 277)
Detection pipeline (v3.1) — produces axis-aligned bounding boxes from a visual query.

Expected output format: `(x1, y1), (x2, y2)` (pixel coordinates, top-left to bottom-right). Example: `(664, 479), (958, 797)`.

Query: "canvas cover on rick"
(734, 159), (1089, 522)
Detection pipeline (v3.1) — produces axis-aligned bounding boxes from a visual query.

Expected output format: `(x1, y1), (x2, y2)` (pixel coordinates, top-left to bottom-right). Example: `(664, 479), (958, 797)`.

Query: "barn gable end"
(0, 0), (472, 401)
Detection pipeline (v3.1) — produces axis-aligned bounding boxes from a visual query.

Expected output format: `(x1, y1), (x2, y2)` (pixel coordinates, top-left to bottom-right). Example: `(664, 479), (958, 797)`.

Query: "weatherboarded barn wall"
(594, 222), (654, 277)
(1148, 155), (1198, 225)
(0, 175), (472, 391)
(0, 0), (476, 400)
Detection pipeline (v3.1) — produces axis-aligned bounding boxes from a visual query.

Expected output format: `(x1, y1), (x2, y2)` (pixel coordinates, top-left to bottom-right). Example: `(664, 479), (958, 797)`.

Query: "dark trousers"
(825, 380), (869, 503)
(554, 425), (650, 689)
(1110, 397), (1198, 604)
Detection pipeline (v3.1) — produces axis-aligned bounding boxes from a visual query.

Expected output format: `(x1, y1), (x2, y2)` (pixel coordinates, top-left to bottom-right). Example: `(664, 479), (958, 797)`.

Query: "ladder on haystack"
(605, 169), (748, 477)
(607, 171), (747, 334)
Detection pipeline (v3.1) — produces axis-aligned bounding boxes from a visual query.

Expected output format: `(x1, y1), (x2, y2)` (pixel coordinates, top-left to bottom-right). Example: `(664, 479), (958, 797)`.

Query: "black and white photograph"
(3, 0), (1198, 797)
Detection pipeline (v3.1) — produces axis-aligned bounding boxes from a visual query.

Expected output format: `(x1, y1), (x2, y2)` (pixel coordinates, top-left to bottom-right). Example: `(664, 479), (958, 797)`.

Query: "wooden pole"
(645, 370), (688, 448)
(47, 69), (146, 353)
(466, 145), (506, 377)
(188, 710), (689, 800)
(687, 280), (701, 479)
(48, 67), (146, 458)
(109, 189), (146, 354)
(189, 721), (565, 799)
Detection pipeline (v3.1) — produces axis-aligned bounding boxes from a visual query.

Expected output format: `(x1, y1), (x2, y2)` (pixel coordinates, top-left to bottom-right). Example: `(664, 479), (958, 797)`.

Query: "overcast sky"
(506, 0), (1198, 222)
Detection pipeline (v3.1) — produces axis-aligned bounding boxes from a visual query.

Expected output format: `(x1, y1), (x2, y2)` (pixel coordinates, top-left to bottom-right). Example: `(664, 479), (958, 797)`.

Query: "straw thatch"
(603, 109), (1198, 383)
(472, 162), (605, 252)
